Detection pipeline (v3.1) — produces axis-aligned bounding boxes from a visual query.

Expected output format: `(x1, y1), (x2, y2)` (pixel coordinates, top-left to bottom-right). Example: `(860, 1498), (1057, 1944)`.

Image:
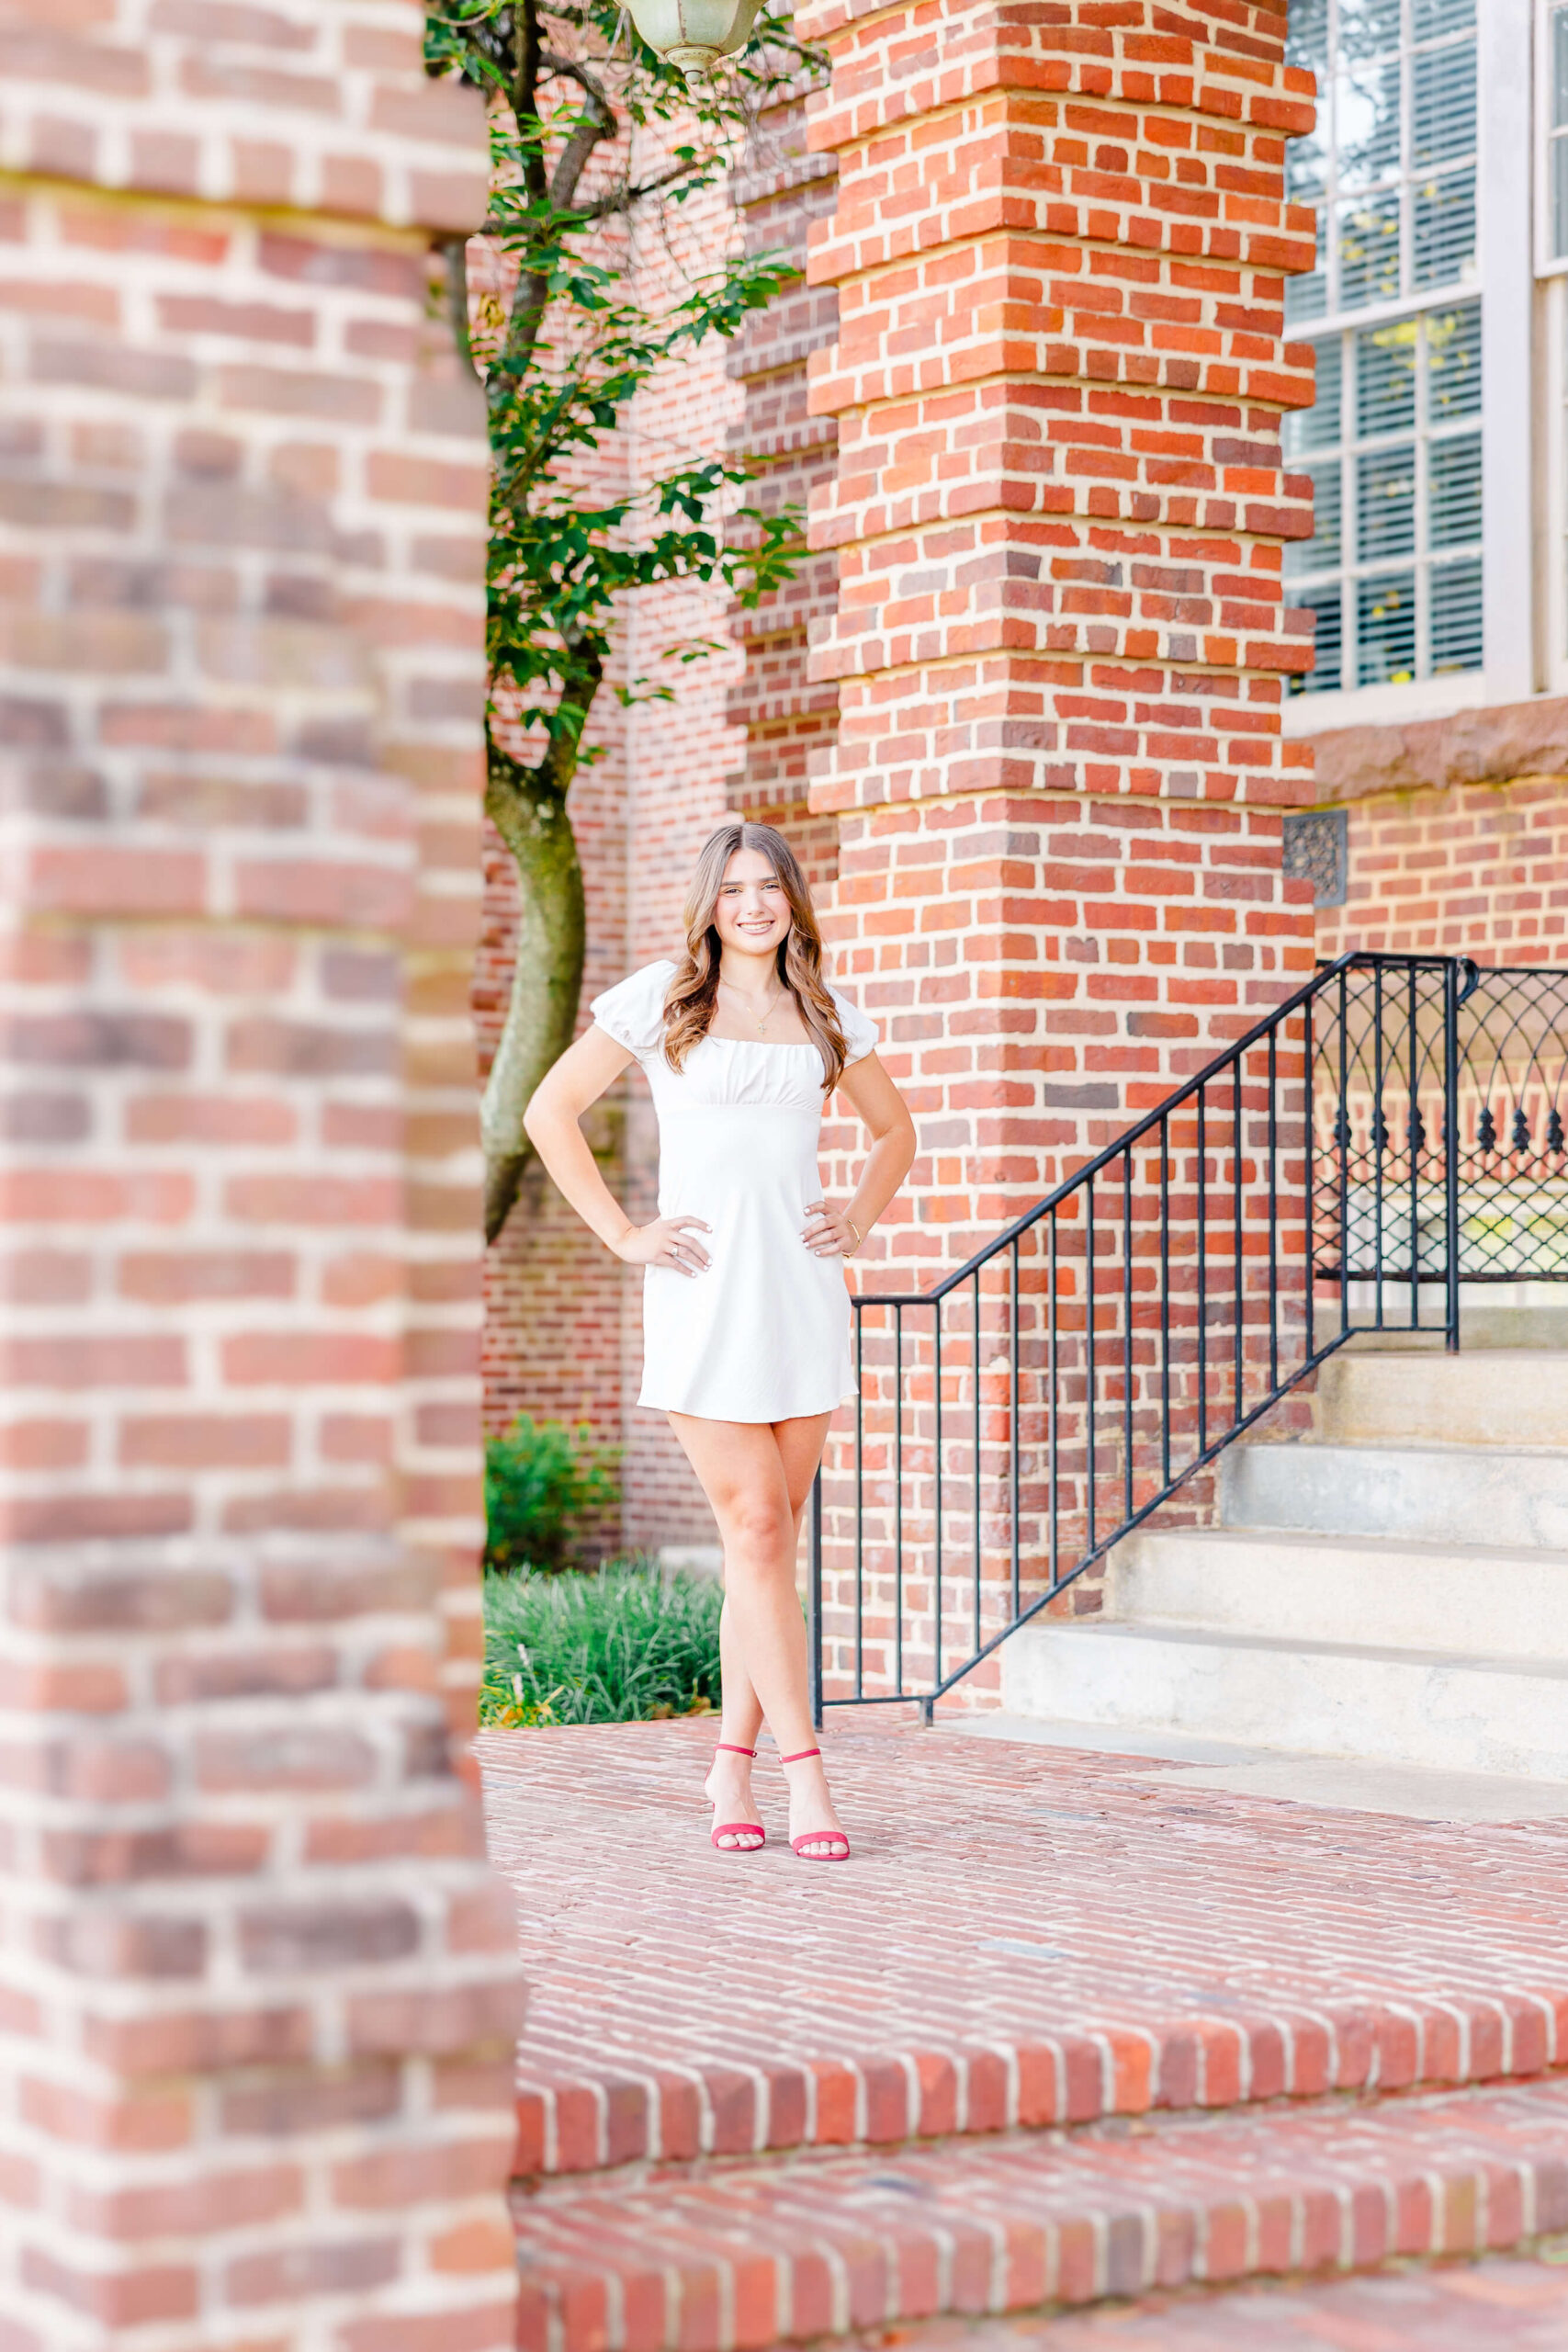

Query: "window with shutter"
(1285, 0), (1483, 695)
(1543, 0), (1568, 262)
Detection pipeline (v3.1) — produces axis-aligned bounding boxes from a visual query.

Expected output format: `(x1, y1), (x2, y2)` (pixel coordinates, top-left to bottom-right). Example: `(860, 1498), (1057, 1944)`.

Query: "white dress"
(588, 959), (881, 1421)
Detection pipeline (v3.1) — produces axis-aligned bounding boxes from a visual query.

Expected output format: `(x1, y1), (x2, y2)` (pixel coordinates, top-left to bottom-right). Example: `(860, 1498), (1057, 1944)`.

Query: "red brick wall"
(1309, 702), (1568, 965)
(726, 80), (843, 864)
(799, 0), (1320, 1697)
(0, 6), (523, 2341)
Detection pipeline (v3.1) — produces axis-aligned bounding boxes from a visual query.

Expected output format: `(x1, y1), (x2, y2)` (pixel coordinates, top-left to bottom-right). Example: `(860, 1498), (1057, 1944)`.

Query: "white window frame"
(1286, 0), (1536, 737)
(1540, 276), (1568, 691)
(1536, 0), (1568, 692)
(1535, 0), (1568, 280)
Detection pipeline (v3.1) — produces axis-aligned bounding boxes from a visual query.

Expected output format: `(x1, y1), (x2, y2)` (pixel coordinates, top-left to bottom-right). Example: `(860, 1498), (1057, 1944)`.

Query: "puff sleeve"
(829, 983), (879, 1066)
(588, 960), (675, 1062)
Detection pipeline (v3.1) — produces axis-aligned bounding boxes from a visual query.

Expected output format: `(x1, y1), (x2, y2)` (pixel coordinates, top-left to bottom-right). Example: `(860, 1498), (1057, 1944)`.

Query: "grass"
(479, 1559), (723, 1728)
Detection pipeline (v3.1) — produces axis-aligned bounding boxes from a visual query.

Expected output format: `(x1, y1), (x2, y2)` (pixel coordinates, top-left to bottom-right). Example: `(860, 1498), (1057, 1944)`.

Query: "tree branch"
(571, 155), (711, 219)
(539, 47), (616, 119)
(549, 111), (614, 211)
(537, 51), (618, 213)
(476, 148), (713, 234)
(440, 234), (480, 383)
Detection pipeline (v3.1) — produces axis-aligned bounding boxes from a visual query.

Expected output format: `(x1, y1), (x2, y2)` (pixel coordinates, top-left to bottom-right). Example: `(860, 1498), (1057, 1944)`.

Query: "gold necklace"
(720, 976), (781, 1034)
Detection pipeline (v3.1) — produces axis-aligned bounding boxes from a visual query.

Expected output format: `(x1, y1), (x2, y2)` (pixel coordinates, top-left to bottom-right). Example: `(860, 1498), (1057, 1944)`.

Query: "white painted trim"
(1280, 668), (1493, 739)
(1538, 0), (1568, 277)
(1539, 275), (1566, 688)
(1482, 0), (1537, 706)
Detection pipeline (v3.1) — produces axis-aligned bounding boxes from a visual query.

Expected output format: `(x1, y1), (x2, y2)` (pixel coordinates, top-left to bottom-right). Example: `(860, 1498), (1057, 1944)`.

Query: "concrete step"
(1314, 1350), (1568, 1450)
(1109, 1528), (1568, 1660)
(511, 2076), (1568, 2352)
(1461, 1301), (1568, 1350)
(998, 1620), (1568, 1781)
(1222, 1439), (1568, 1550)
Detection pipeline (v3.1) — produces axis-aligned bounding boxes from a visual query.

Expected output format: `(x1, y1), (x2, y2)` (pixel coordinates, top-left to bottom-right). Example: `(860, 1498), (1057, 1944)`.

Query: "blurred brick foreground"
(0, 4), (524, 2345)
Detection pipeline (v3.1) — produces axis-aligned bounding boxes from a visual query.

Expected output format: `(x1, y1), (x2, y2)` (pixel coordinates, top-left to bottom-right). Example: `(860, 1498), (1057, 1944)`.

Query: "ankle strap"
(780, 1747), (821, 1764)
(715, 1743), (756, 1757)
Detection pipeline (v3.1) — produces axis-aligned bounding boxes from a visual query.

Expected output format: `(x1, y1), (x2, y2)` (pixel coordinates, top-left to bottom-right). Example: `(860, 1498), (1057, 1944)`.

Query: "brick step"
(512, 2075), (1568, 2352)
(827, 2249), (1568, 2352)
(513, 1978), (1564, 2180)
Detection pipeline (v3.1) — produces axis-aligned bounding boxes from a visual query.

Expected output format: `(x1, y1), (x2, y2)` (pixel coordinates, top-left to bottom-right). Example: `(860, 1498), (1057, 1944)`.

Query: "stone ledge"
(1307, 695), (1568, 808)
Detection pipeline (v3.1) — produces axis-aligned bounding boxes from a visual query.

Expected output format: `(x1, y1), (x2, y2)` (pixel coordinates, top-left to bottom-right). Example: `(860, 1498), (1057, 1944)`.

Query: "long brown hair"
(660, 822), (849, 1091)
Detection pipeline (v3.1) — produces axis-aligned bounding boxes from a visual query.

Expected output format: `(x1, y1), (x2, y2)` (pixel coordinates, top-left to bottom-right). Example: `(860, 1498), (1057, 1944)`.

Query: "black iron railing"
(807, 953), (1568, 1723)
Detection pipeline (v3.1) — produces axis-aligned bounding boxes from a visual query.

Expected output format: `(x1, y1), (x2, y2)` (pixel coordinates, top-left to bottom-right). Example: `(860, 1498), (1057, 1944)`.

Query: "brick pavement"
(843, 2248), (1568, 2350)
(477, 1717), (1568, 2179)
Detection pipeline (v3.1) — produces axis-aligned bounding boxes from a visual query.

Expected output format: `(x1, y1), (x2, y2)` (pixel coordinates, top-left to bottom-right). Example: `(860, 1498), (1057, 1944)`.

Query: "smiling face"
(711, 846), (792, 966)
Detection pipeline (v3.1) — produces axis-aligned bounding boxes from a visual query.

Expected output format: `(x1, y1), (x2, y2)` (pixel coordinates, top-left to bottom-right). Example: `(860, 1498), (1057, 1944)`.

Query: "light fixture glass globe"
(623, 0), (764, 85)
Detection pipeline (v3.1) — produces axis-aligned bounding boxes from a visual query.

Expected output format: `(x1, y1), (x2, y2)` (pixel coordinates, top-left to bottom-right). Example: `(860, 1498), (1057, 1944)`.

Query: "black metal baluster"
(853, 1309), (863, 1701)
(1086, 1174), (1097, 1558)
(895, 1307), (904, 1696)
(1232, 1053), (1244, 1433)
(1407, 961), (1419, 1330)
(1197, 1083), (1207, 1455)
(1267, 1026), (1279, 1391)
(932, 1304), (942, 1713)
(1444, 960), (1461, 1352)
(1122, 1147), (1134, 1524)
(1303, 991), (1314, 1362)
(1373, 960), (1385, 1329)
(1159, 1112), (1171, 1488)
(972, 1269), (981, 1660)
(1048, 1212), (1059, 1592)
(1337, 967), (1349, 1339)
(1010, 1236), (1020, 1623)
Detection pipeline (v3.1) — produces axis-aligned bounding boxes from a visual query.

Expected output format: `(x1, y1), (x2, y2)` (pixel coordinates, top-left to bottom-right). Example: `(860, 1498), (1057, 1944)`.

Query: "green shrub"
(483, 1414), (620, 1573)
(480, 1561), (723, 1726)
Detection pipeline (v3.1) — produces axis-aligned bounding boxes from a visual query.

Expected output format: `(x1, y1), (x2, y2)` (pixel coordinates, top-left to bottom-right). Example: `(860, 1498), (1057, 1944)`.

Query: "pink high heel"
(709, 1743), (765, 1853)
(781, 1747), (851, 1861)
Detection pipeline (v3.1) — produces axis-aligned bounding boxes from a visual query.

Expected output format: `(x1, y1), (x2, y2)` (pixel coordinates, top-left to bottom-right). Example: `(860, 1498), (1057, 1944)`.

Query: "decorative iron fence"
(807, 953), (1568, 1724)
(1316, 960), (1568, 1299)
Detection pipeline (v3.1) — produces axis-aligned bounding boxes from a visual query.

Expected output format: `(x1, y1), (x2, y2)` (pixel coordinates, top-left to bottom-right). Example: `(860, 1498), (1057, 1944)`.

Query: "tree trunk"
(481, 742), (586, 1243)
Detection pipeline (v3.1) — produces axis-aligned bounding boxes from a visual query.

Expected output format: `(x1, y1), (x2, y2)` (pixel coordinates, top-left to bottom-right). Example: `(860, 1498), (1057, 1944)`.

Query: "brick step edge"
(512, 2075), (1568, 2352)
(513, 1986), (1568, 2176)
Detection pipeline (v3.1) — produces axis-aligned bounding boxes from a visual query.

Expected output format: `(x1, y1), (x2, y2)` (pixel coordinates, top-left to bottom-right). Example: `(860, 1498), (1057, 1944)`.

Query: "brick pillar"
(0, 7), (523, 2346)
(726, 84), (842, 884)
(802, 0), (1321, 1694)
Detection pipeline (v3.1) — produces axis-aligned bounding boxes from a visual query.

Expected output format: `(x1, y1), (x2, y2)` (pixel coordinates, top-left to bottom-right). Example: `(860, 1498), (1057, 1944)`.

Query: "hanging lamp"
(623, 0), (764, 85)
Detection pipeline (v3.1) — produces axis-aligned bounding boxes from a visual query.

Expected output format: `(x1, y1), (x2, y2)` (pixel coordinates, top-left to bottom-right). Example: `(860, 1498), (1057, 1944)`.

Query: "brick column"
(802, 0), (1321, 1692)
(0, 6), (523, 2346)
(726, 83), (842, 876)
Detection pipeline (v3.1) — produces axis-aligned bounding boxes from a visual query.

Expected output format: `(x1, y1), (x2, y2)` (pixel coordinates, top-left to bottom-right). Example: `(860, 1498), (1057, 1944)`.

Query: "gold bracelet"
(845, 1217), (861, 1252)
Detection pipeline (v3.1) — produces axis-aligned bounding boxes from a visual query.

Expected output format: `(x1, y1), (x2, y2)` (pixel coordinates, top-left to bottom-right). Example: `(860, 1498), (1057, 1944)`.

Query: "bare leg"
(715, 1476), (810, 1747)
(669, 1409), (846, 1856)
(718, 1600), (763, 1747)
(705, 1598), (765, 1849)
(708, 1487), (811, 1844)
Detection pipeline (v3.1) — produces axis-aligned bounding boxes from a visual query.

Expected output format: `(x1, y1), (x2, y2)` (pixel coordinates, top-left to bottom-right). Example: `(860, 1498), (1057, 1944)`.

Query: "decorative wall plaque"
(1281, 807), (1348, 908)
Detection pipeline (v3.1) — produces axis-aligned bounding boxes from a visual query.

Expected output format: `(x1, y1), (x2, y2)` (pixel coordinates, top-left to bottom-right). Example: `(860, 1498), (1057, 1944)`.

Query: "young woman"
(522, 821), (917, 1860)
